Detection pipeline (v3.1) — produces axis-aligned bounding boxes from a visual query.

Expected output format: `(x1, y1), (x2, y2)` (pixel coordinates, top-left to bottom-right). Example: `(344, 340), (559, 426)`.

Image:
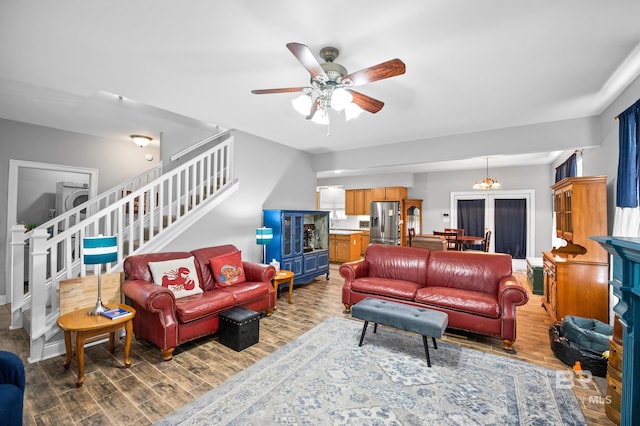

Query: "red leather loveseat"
(340, 244), (529, 352)
(123, 245), (275, 360)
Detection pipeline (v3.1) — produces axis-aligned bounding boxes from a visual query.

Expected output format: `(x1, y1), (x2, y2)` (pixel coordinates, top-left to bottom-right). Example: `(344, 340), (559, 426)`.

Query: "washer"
(55, 182), (89, 216)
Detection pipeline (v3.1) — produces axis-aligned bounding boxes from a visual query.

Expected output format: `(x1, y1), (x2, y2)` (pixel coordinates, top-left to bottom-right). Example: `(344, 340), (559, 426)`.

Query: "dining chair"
(483, 230), (492, 252)
(444, 228), (464, 236)
(444, 228), (464, 250)
(433, 231), (459, 250)
(408, 227), (416, 247)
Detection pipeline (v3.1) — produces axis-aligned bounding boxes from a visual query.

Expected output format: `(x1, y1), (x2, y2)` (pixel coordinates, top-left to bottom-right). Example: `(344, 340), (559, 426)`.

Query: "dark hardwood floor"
(0, 264), (614, 425)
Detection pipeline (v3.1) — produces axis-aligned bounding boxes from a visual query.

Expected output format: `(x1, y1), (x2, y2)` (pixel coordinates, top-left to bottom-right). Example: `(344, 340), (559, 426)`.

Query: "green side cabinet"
(526, 257), (544, 295)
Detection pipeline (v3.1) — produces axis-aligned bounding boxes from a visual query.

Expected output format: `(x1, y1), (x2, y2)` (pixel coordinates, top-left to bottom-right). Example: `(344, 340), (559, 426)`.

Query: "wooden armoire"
(542, 176), (609, 323)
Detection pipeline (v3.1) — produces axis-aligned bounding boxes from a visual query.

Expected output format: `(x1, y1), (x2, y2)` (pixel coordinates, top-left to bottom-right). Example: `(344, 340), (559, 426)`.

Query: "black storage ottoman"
(218, 307), (260, 351)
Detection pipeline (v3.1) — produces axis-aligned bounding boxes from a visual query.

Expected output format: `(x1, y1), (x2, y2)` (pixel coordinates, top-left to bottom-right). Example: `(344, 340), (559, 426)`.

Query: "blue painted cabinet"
(263, 210), (330, 285)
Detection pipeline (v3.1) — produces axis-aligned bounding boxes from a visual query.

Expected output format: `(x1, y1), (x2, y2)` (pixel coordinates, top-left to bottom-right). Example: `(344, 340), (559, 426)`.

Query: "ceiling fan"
(251, 42), (406, 124)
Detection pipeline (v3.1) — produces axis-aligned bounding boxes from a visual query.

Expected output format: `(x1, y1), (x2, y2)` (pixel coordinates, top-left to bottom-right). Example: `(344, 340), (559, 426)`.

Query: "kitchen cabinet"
(345, 189), (371, 215)
(542, 176), (609, 323)
(360, 230), (370, 255)
(370, 186), (407, 202)
(329, 231), (362, 263)
(263, 210), (330, 285)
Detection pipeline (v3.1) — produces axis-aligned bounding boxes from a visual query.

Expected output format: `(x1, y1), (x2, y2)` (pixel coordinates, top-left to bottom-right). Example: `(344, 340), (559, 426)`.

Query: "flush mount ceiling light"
(252, 43), (405, 130)
(130, 134), (152, 148)
(473, 158), (502, 190)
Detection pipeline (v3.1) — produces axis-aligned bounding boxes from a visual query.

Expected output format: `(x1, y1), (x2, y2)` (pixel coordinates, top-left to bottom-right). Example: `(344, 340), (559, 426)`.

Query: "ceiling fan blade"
(286, 42), (327, 80)
(348, 90), (384, 113)
(344, 58), (406, 87)
(251, 87), (309, 95)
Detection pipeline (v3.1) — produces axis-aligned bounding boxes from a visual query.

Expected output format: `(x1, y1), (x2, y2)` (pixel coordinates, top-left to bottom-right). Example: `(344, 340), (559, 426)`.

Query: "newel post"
(29, 228), (50, 341)
(9, 224), (27, 328)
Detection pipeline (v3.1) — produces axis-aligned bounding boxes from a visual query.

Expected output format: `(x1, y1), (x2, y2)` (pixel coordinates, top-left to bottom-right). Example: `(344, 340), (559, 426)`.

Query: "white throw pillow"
(148, 256), (203, 299)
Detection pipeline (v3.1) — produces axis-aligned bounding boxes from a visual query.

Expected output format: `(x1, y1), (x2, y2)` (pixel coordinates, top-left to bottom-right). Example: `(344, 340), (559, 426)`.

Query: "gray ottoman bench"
(351, 298), (448, 367)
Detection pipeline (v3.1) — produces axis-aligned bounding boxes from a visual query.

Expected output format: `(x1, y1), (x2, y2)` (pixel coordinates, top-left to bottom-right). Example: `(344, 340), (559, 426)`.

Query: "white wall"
(313, 117), (601, 174)
(157, 130), (318, 263)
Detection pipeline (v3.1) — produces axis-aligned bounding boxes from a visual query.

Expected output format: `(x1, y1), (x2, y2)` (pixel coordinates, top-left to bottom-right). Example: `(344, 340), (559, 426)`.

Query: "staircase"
(8, 135), (238, 363)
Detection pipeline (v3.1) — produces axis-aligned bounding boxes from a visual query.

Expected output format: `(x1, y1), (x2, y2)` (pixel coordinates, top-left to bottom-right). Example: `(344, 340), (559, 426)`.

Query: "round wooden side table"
(272, 270), (295, 308)
(57, 303), (136, 387)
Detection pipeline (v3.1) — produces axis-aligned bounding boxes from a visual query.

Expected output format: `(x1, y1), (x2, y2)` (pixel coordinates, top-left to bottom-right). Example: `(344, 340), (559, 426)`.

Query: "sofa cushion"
(415, 286), (500, 318)
(174, 291), (235, 323)
(365, 245), (429, 286)
(352, 277), (422, 301)
(210, 251), (246, 287)
(124, 252), (193, 283)
(191, 245), (241, 291)
(426, 251), (512, 295)
(219, 281), (271, 305)
(148, 256), (204, 299)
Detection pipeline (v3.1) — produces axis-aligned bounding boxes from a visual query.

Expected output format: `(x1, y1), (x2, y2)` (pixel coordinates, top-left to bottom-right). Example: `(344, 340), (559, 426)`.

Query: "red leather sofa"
(123, 245), (275, 360)
(340, 244), (529, 352)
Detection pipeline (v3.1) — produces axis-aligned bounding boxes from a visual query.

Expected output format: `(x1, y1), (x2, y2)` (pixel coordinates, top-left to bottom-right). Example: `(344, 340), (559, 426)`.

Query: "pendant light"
(473, 158), (502, 190)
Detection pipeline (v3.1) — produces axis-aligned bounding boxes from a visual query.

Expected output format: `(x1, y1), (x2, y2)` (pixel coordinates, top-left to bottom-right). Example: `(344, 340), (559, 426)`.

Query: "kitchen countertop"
(329, 229), (363, 235)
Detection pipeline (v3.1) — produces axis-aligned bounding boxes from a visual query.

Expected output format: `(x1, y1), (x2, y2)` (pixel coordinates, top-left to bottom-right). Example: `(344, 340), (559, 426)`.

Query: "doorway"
(5, 159), (98, 301)
(450, 190), (535, 258)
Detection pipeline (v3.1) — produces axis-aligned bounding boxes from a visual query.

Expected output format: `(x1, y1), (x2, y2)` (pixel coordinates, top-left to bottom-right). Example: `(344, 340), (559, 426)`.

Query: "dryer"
(55, 182), (89, 217)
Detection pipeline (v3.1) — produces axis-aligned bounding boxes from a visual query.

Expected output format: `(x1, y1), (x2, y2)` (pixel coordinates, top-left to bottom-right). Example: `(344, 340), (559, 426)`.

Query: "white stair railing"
(8, 163), (162, 329)
(10, 136), (236, 362)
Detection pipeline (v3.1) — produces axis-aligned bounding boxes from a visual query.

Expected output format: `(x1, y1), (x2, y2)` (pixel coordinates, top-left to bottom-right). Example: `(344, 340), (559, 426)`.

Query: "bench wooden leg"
(422, 335), (431, 367)
(358, 321), (369, 346)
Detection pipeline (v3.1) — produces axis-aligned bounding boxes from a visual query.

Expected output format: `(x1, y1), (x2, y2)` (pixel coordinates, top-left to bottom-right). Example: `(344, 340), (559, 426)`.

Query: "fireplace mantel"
(592, 236), (640, 425)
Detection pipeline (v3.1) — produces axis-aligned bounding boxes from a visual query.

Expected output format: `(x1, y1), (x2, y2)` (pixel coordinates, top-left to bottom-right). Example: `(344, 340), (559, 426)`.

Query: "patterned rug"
(157, 316), (586, 425)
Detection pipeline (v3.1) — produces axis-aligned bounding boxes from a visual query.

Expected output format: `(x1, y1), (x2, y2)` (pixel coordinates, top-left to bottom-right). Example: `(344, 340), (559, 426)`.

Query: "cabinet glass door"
(283, 213), (293, 256)
(283, 213), (304, 256)
(292, 214), (303, 255)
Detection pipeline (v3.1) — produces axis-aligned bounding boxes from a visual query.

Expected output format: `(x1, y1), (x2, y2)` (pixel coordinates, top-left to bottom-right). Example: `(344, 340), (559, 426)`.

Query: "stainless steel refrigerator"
(370, 201), (400, 245)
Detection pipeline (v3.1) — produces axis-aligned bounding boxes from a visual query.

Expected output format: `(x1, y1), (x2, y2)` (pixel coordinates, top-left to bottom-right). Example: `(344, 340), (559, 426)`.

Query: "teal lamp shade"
(83, 235), (117, 315)
(256, 227), (273, 245)
(256, 227), (273, 263)
(83, 236), (118, 265)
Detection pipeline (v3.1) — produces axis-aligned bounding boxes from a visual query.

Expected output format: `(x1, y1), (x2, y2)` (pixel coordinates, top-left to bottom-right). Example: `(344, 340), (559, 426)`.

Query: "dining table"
(456, 235), (485, 251)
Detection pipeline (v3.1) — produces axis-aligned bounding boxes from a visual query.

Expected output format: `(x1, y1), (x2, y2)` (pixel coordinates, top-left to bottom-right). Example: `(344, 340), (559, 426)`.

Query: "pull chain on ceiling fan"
(251, 42), (406, 128)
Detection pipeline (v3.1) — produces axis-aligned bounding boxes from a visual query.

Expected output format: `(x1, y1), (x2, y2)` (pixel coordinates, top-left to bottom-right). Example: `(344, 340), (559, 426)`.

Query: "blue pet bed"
(549, 315), (612, 377)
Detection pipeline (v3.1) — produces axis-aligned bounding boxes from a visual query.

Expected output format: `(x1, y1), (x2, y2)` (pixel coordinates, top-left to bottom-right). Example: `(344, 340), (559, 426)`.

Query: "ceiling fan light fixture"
(330, 88), (352, 111)
(311, 107), (329, 125)
(252, 43), (406, 129)
(345, 102), (363, 121)
(130, 134), (152, 148)
(291, 94), (312, 115)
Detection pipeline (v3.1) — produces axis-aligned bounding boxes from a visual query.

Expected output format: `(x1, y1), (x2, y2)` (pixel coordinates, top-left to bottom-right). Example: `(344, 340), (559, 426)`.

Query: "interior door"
(451, 190), (534, 258)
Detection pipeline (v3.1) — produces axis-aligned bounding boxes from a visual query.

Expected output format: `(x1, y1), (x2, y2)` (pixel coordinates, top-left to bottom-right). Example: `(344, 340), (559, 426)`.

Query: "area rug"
(157, 316), (586, 425)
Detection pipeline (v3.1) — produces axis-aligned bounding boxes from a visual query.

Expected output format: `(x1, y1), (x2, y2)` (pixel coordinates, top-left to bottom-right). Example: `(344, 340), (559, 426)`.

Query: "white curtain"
(613, 207), (640, 237)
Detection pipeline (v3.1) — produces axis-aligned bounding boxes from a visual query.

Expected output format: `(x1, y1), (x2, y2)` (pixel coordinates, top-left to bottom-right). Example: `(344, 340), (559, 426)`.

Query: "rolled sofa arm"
(339, 259), (370, 286)
(122, 279), (176, 313)
(243, 261), (276, 284)
(498, 275), (530, 316)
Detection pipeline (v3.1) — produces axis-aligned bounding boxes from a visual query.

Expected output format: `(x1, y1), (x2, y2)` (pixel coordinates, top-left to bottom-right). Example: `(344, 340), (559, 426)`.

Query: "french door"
(450, 190), (535, 258)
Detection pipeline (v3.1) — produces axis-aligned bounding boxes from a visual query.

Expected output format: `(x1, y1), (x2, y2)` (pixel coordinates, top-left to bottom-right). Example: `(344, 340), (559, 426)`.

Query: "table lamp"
(83, 235), (118, 315)
(255, 227), (273, 264)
